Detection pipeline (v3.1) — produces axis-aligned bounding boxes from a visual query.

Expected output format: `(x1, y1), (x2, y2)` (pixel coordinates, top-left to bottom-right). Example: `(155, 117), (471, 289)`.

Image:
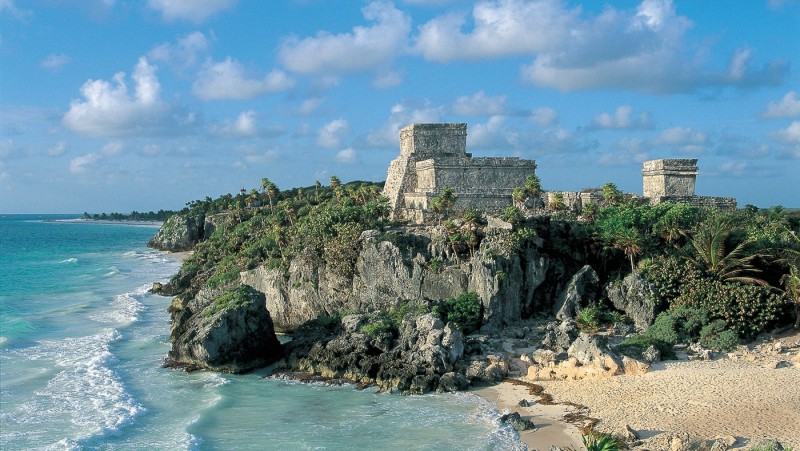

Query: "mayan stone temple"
(383, 123), (537, 223)
(641, 158), (736, 209)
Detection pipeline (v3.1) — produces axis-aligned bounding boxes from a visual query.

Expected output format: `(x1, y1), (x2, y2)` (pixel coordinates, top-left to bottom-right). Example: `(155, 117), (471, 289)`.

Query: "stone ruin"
(641, 158), (736, 209)
(383, 123), (537, 223)
(382, 124), (736, 223)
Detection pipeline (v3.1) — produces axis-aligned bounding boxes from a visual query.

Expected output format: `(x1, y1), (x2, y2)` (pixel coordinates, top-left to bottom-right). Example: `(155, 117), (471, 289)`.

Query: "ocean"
(0, 214), (524, 450)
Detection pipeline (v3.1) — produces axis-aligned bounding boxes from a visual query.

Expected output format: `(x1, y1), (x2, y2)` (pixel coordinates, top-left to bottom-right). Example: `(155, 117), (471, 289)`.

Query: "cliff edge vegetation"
(151, 177), (800, 391)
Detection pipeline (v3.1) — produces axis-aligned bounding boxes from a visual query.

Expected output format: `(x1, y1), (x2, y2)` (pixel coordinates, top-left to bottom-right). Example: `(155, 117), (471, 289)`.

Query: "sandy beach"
(475, 329), (800, 450)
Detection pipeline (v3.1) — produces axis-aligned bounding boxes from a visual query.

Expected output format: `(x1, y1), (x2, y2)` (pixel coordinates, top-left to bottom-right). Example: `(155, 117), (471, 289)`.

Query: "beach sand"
(475, 329), (800, 449)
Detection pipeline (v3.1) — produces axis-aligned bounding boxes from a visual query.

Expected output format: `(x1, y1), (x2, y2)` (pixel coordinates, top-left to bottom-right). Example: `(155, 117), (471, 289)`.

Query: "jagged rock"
(438, 372), (470, 392)
(554, 265), (600, 320)
(167, 285), (283, 373)
(148, 213), (205, 251)
(517, 399), (531, 407)
(642, 345), (661, 363)
(622, 356), (651, 375)
(606, 273), (661, 330)
(284, 312), (466, 394)
(567, 333), (623, 372)
(708, 440), (727, 451)
(465, 356), (508, 384)
(689, 343), (713, 360)
(542, 319), (579, 353)
(670, 432), (691, 451)
(500, 412), (535, 431)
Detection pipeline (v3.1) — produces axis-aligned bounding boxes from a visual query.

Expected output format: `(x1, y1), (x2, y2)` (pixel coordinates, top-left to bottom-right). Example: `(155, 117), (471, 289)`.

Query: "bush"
(203, 285), (257, 317)
(360, 313), (394, 337)
(444, 292), (482, 334)
(699, 320), (739, 352)
(616, 334), (675, 360)
(673, 277), (791, 339)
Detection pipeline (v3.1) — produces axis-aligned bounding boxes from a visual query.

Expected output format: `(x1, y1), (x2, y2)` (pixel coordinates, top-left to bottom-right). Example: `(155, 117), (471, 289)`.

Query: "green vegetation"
(443, 292), (483, 334)
(171, 178), (391, 292)
(203, 285), (259, 317)
(83, 209), (178, 221)
(574, 304), (628, 333)
(581, 431), (622, 451)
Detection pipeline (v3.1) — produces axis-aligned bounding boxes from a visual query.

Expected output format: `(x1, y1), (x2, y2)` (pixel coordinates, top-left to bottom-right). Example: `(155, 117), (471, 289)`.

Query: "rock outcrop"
(606, 272), (661, 330)
(148, 213), (206, 252)
(283, 313), (466, 394)
(167, 285), (283, 373)
(554, 265), (600, 320)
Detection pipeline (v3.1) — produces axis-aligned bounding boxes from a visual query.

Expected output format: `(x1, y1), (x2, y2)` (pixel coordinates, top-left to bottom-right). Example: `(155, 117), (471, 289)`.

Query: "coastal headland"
(146, 124), (800, 449)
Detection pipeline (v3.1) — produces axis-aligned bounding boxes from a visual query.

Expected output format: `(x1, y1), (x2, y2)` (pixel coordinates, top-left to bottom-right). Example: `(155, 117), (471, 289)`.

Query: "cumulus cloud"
(317, 119), (349, 148)
(414, 0), (787, 93)
(149, 32), (210, 70)
(762, 91), (800, 119)
(366, 101), (446, 147)
(69, 153), (100, 174)
(40, 54), (71, 72)
(336, 148), (357, 163)
(598, 138), (649, 166)
(278, 1), (411, 78)
(63, 57), (171, 137)
(415, 0), (575, 62)
(193, 58), (294, 100)
(530, 107), (558, 127)
(468, 116), (515, 149)
(654, 126), (709, 153)
(147, 0), (237, 23)
(372, 71), (403, 89)
(590, 106), (651, 130)
(296, 97), (325, 115)
(212, 110), (259, 137)
(452, 91), (507, 117)
(243, 149), (279, 164)
(774, 121), (800, 144)
(47, 141), (66, 157)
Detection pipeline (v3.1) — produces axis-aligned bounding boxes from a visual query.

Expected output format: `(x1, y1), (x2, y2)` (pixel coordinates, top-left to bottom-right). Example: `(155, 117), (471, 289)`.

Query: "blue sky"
(1, 0), (798, 213)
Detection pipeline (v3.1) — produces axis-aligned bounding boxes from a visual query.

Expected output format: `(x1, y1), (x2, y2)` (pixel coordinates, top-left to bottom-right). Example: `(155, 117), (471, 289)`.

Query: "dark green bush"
(699, 319), (739, 352)
(444, 292), (482, 334)
(616, 334), (675, 360)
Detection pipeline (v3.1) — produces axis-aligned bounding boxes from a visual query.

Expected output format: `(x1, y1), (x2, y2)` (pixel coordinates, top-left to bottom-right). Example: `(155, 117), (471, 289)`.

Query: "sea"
(0, 214), (525, 450)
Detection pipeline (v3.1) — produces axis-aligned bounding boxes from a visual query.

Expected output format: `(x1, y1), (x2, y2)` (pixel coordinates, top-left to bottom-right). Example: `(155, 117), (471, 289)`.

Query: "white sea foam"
(58, 258), (78, 264)
(20, 329), (144, 445)
(89, 291), (144, 324)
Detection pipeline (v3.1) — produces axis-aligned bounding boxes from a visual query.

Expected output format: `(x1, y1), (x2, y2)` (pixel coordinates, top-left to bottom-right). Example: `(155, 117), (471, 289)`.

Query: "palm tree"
(512, 187), (526, 209)
(261, 178), (278, 210)
(524, 174), (542, 213)
(685, 218), (767, 285)
(613, 227), (643, 273)
(329, 176), (342, 201)
(602, 182), (623, 206)
(439, 187), (456, 219)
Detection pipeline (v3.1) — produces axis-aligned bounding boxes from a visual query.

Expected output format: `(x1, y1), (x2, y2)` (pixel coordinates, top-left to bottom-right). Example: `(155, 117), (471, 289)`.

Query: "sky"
(0, 0), (798, 214)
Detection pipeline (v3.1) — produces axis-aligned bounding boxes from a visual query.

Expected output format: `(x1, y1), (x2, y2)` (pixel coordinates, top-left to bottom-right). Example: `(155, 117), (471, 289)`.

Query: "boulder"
(554, 265), (600, 320)
(642, 345), (661, 363)
(542, 319), (579, 353)
(606, 273), (661, 330)
(500, 412), (535, 431)
(438, 372), (469, 392)
(148, 213), (205, 251)
(567, 332), (623, 372)
(167, 285), (283, 373)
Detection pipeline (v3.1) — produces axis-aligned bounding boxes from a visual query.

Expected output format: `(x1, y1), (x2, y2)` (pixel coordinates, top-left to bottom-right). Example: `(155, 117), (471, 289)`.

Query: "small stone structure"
(383, 123), (537, 223)
(641, 158), (736, 209)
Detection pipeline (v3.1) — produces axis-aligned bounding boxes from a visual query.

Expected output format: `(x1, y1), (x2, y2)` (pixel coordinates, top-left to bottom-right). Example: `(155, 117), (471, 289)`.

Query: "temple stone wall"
(383, 123), (537, 223)
(642, 159), (698, 198)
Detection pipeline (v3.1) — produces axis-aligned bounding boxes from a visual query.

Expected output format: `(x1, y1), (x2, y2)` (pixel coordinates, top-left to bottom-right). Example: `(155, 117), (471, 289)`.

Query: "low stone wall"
(651, 195), (737, 210)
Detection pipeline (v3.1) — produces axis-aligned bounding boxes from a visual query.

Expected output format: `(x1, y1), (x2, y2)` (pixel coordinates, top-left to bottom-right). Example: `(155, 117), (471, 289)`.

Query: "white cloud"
(149, 32), (210, 70)
(278, 1), (411, 77)
(590, 106), (651, 130)
(47, 141), (66, 157)
(719, 160), (748, 177)
(317, 119), (349, 148)
(405, 0), (791, 93)
(336, 148), (357, 163)
(69, 153), (100, 174)
(763, 91), (800, 119)
(147, 0), (237, 23)
(193, 58), (294, 100)
(0, 138), (13, 158)
(656, 127), (708, 145)
(101, 140), (124, 156)
(212, 110), (259, 137)
(775, 121), (800, 144)
(40, 54), (71, 72)
(530, 107), (558, 127)
(598, 138), (649, 166)
(452, 91), (507, 117)
(366, 101), (446, 147)
(63, 57), (171, 137)
(142, 144), (160, 155)
(468, 116), (513, 148)
(296, 97), (325, 115)
(372, 71), (403, 89)
(415, 0), (575, 62)
(0, 0), (29, 19)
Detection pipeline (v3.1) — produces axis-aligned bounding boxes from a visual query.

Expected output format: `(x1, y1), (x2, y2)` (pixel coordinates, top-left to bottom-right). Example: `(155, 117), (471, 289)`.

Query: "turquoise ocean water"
(0, 215), (524, 450)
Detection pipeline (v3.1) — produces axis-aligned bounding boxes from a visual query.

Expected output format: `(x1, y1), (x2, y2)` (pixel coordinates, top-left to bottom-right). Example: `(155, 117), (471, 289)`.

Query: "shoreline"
(50, 218), (164, 227)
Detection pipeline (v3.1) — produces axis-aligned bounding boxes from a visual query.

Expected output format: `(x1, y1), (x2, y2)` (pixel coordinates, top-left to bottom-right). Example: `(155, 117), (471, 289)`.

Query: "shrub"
(444, 292), (482, 334)
(203, 285), (257, 317)
(582, 431), (622, 451)
(575, 305), (604, 332)
(360, 313), (394, 337)
(699, 320), (739, 352)
(673, 277), (791, 339)
(616, 334), (675, 360)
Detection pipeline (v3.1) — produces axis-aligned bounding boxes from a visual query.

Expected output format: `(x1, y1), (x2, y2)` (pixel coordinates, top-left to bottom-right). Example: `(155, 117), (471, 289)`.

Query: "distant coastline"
(48, 218), (163, 227)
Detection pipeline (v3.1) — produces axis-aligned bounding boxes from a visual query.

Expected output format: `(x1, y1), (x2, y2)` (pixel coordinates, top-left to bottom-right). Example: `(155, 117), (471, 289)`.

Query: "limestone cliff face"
(239, 226), (576, 333)
(148, 213), (223, 252)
